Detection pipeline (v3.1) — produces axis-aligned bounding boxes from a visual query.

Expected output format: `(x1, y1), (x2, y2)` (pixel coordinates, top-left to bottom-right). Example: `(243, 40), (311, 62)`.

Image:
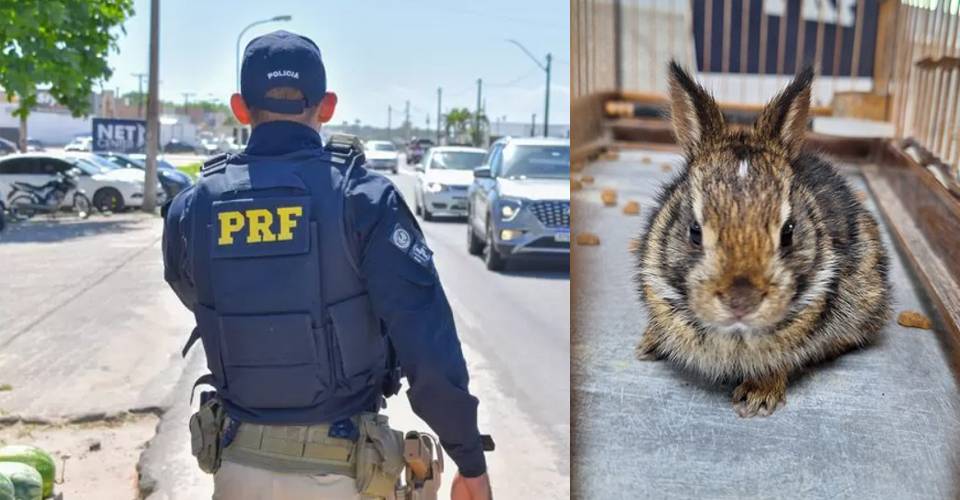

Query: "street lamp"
(507, 39), (552, 137)
(236, 15), (293, 90)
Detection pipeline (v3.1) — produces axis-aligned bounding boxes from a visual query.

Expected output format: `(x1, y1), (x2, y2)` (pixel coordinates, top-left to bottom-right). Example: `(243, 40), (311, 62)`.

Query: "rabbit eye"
(689, 222), (702, 247)
(780, 220), (795, 247)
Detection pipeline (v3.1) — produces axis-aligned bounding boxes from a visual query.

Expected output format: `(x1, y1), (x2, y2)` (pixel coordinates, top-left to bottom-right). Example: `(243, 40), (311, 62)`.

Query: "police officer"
(162, 30), (492, 499)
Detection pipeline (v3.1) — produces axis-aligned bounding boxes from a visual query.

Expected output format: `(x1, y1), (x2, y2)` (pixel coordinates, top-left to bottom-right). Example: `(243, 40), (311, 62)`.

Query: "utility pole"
(181, 92), (194, 118)
(132, 72), (147, 118)
(474, 78), (482, 147)
(436, 87), (442, 144)
(543, 53), (552, 137)
(143, 0), (160, 213)
(404, 100), (411, 140)
(530, 113), (536, 137)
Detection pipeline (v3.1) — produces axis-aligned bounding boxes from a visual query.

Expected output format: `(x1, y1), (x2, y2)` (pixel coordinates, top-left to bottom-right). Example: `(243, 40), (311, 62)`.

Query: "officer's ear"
(316, 92), (337, 124)
(230, 93), (252, 125)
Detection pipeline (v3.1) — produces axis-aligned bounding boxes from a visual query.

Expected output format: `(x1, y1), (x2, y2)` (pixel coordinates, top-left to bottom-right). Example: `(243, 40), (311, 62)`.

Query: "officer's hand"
(451, 472), (492, 500)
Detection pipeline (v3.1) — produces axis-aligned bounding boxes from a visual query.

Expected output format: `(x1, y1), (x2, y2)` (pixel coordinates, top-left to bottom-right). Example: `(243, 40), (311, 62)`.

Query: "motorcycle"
(6, 168), (92, 220)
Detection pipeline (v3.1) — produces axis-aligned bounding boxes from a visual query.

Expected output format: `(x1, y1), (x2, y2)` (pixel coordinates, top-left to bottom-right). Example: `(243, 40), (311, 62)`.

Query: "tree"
(0, 1), (135, 151)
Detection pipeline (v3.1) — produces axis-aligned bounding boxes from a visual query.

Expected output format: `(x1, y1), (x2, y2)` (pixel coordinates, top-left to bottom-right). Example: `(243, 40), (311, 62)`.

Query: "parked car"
(466, 137), (570, 270)
(406, 138), (434, 165)
(64, 136), (92, 152)
(127, 153), (178, 171)
(363, 141), (400, 174)
(414, 146), (487, 221)
(0, 137), (17, 156)
(26, 139), (45, 152)
(163, 139), (196, 154)
(66, 152), (166, 210)
(0, 153), (155, 212)
(98, 152), (193, 199)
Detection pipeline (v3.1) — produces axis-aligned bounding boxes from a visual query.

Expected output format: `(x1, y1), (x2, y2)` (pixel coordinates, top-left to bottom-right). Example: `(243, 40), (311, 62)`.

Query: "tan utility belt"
(190, 401), (446, 499)
(221, 417), (359, 477)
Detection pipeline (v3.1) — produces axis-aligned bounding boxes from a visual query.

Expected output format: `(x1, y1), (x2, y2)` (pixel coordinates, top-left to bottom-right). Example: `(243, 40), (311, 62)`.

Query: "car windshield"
(369, 143), (396, 152)
(69, 158), (105, 175)
(430, 151), (487, 170)
(500, 144), (570, 179)
(83, 154), (120, 171)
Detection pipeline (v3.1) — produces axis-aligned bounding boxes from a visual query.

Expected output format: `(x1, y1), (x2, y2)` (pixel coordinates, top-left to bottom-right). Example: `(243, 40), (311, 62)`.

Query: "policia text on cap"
(161, 30), (493, 499)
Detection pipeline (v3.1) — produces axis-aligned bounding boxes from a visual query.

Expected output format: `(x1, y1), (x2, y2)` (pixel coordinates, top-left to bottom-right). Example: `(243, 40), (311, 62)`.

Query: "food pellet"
(897, 310), (933, 330)
(601, 189), (617, 206)
(641, 156), (651, 164)
(581, 175), (595, 184)
(660, 163), (672, 173)
(600, 150), (619, 161)
(623, 201), (640, 215)
(576, 233), (600, 246)
(572, 179), (583, 191)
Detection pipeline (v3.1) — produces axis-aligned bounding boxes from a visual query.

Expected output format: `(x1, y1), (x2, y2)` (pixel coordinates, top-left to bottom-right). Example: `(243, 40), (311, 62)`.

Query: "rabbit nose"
(721, 276), (764, 318)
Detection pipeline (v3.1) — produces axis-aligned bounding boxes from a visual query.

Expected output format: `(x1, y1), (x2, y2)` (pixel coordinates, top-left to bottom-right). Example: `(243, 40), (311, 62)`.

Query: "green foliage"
(0, 0), (135, 119)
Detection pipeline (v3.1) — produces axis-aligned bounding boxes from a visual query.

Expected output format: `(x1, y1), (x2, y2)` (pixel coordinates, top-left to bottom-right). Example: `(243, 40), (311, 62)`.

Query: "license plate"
(554, 231), (570, 242)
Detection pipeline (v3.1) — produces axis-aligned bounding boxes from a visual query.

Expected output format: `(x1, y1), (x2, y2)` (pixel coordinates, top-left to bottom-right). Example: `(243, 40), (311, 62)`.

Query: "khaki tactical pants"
(213, 460), (398, 500)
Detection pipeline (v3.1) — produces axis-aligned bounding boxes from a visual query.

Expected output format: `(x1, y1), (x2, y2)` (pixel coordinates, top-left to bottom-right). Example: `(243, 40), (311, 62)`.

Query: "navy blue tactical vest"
(183, 139), (394, 425)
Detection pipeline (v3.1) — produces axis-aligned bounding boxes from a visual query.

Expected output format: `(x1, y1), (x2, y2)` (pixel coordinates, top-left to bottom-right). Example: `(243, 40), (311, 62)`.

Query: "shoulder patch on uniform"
(410, 239), (433, 267)
(391, 224), (412, 251)
(201, 153), (231, 176)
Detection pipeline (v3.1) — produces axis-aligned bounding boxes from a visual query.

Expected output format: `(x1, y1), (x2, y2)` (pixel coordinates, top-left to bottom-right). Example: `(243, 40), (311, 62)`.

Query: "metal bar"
(815, 0), (826, 76)
(667, 0), (675, 62)
(740, 0), (750, 102)
(614, 0), (623, 91)
(832, 0), (844, 96)
(759, 0), (769, 96)
(723, 0), (732, 74)
(851, 0), (865, 82)
(705, 0), (714, 72)
(795, 0), (807, 72)
(650, 2), (659, 90)
(776, 0), (787, 75)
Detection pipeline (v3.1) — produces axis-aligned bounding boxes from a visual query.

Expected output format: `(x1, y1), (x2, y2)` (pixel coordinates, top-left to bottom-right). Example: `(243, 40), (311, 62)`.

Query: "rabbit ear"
(667, 61), (725, 155)
(755, 67), (814, 158)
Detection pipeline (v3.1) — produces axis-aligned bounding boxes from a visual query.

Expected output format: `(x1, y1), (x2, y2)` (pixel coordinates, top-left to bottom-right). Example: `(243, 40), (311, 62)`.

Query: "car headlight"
(499, 198), (523, 221)
(425, 182), (446, 193)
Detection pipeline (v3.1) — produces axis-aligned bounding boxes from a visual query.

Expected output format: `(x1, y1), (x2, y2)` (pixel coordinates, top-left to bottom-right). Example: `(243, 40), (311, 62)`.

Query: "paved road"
(387, 163), (571, 481)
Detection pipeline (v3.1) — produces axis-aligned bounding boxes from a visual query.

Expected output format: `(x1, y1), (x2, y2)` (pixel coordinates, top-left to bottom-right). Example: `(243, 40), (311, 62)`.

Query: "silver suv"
(466, 137), (570, 270)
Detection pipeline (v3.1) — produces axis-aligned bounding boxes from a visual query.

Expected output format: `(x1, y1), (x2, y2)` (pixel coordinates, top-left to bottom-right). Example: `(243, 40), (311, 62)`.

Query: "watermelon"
(0, 463), (40, 500)
(0, 473), (14, 500)
(0, 447), (53, 498)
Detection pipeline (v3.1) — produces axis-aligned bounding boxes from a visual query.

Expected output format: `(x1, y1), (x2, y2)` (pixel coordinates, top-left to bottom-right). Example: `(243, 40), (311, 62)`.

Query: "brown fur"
(634, 62), (891, 417)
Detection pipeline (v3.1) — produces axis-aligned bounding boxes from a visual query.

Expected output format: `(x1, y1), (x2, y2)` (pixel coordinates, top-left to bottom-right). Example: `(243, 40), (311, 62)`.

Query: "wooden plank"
(863, 162), (960, 366)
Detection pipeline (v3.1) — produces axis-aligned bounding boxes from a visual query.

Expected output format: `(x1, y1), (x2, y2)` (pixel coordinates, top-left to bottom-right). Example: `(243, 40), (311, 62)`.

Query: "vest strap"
(182, 327), (201, 358)
(190, 373), (218, 405)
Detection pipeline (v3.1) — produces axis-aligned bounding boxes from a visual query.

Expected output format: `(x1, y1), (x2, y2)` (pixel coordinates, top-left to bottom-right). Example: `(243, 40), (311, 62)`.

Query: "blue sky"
(103, 0), (570, 127)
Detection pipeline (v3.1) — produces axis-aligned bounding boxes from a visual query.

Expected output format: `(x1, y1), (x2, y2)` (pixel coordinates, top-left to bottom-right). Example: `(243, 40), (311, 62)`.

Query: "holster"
(400, 431), (444, 500)
(189, 393), (226, 474)
(355, 414), (406, 498)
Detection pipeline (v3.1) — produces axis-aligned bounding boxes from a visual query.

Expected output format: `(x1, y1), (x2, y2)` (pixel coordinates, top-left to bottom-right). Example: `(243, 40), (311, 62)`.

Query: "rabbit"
(633, 62), (891, 418)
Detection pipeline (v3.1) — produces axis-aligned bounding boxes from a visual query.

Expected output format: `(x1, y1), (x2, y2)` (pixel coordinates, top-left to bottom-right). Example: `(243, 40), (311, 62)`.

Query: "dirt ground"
(0, 413), (159, 500)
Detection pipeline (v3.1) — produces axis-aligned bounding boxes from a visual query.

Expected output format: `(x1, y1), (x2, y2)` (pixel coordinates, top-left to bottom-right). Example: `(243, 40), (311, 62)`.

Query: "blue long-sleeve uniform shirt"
(162, 121), (486, 477)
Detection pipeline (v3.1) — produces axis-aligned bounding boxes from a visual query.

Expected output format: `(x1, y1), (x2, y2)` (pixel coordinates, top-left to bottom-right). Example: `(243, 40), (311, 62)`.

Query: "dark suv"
(406, 138), (435, 165)
(466, 137), (570, 270)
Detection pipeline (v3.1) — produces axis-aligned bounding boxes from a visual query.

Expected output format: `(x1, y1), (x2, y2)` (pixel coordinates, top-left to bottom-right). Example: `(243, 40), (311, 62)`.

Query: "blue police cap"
(240, 30), (326, 115)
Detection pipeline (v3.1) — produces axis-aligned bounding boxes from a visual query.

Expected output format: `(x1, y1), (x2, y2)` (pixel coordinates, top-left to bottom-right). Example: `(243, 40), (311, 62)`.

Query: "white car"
(363, 141), (399, 174)
(0, 153), (159, 212)
(414, 146), (488, 220)
(64, 136), (92, 152)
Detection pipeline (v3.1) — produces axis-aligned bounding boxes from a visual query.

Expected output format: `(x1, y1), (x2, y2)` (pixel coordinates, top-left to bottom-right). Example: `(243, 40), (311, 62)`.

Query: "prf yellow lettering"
(276, 206), (303, 241)
(217, 206), (304, 245)
(218, 211), (245, 245)
(246, 209), (276, 243)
